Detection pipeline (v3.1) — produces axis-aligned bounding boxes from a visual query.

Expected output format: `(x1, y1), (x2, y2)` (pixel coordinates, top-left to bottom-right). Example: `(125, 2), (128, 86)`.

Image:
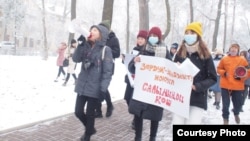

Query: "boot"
(95, 102), (103, 118)
(234, 115), (240, 124)
(106, 105), (114, 117)
(215, 102), (220, 110)
(223, 119), (229, 125)
(81, 134), (90, 141)
(80, 129), (96, 141)
(54, 77), (59, 82)
(94, 111), (103, 118)
(134, 137), (142, 141)
(149, 136), (156, 141)
(62, 82), (67, 86)
(81, 116), (96, 141)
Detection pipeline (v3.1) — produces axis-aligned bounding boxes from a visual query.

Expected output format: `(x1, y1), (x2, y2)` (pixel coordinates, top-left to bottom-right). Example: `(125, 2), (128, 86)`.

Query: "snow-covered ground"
(0, 55), (127, 131)
(0, 55), (249, 132)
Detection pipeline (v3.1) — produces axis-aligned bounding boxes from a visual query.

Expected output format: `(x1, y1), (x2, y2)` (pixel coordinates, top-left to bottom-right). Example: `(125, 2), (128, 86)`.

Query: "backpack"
(106, 32), (120, 59)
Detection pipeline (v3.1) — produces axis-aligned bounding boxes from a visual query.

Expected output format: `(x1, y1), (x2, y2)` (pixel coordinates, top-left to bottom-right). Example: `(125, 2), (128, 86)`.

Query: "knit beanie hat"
(185, 22), (203, 37)
(137, 30), (148, 40)
(148, 27), (162, 40)
(99, 20), (111, 30)
(229, 43), (240, 51)
(171, 43), (178, 49)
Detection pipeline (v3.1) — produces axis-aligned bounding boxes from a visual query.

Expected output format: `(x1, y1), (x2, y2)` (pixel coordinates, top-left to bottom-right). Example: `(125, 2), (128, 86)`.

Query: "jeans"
(221, 88), (243, 120)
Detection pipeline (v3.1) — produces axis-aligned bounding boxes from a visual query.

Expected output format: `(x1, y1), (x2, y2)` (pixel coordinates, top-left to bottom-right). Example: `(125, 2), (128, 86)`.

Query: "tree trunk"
(42, 0), (48, 60)
(230, 0), (236, 44)
(212, 0), (223, 51)
(102, 0), (114, 22)
(162, 0), (171, 40)
(63, 0), (68, 22)
(68, 0), (76, 45)
(126, 0), (130, 53)
(189, 0), (193, 22)
(138, 0), (149, 30)
(223, 0), (228, 52)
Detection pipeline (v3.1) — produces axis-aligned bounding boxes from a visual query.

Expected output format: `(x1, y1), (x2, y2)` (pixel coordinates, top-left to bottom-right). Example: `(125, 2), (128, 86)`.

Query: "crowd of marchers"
(53, 20), (250, 141)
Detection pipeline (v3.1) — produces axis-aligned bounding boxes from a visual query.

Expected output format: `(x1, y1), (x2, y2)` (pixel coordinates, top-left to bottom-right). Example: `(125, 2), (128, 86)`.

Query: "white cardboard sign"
(132, 55), (199, 119)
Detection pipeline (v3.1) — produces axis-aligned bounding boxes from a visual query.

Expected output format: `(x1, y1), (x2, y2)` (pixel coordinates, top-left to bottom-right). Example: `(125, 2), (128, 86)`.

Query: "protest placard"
(132, 55), (199, 118)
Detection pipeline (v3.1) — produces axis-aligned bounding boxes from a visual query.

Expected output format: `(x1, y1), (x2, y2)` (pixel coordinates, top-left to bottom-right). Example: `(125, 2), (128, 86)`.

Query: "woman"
(62, 39), (78, 86)
(73, 24), (113, 141)
(209, 48), (224, 110)
(128, 26), (171, 141)
(172, 22), (217, 124)
(54, 42), (67, 82)
(123, 29), (148, 130)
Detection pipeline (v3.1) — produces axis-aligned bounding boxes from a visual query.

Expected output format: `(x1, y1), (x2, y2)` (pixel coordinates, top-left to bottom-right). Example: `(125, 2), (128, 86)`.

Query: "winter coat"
(106, 31), (120, 59)
(124, 45), (145, 104)
(124, 45), (145, 84)
(106, 31), (120, 75)
(128, 42), (171, 121)
(56, 46), (67, 66)
(217, 55), (250, 90)
(65, 47), (76, 74)
(173, 52), (217, 110)
(73, 25), (113, 99)
(209, 55), (223, 92)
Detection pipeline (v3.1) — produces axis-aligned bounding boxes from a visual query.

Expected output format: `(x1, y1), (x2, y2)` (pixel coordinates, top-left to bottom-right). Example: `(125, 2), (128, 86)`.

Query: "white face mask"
(184, 34), (197, 45)
(148, 36), (159, 45)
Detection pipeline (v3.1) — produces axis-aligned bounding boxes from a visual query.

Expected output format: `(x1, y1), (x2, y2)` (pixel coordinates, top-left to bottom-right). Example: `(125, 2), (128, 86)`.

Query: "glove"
(99, 91), (106, 102)
(234, 77), (241, 80)
(77, 35), (86, 46)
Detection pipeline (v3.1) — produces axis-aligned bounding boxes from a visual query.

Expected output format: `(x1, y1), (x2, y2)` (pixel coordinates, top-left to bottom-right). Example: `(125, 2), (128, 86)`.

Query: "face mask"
(184, 34), (197, 45)
(229, 51), (238, 56)
(148, 36), (159, 45)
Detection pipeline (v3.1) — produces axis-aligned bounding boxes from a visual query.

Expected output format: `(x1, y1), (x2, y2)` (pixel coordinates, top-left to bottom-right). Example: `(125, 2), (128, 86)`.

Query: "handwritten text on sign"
(132, 55), (199, 118)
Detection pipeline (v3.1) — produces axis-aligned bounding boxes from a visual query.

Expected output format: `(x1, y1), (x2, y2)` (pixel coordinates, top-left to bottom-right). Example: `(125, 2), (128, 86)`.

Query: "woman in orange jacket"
(217, 43), (250, 125)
